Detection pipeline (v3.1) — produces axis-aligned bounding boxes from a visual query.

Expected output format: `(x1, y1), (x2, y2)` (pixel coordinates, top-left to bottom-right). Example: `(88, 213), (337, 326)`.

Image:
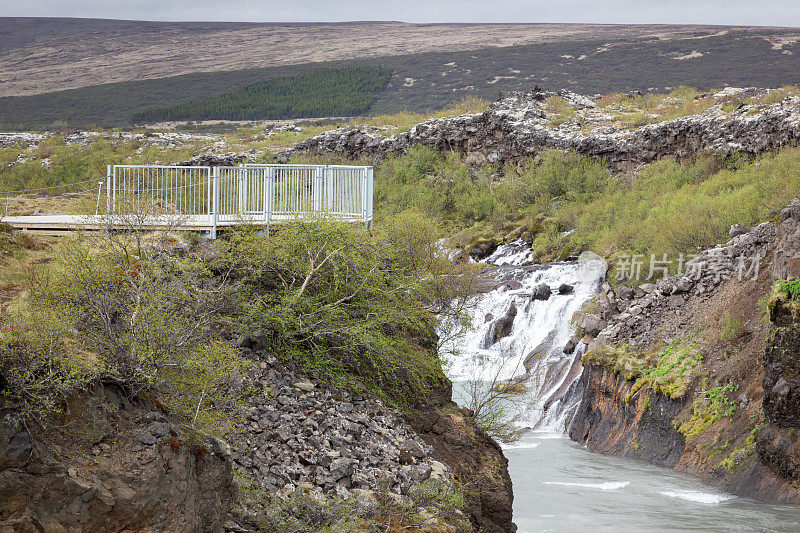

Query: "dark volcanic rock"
(287, 88), (800, 168)
(0, 385), (234, 532)
(484, 302), (518, 347)
(568, 364), (686, 467)
(557, 283), (574, 294)
(531, 283), (552, 301)
(763, 327), (800, 427)
(773, 198), (800, 280)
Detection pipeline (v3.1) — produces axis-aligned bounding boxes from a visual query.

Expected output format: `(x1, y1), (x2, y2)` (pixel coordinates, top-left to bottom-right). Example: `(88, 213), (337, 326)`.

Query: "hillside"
(0, 19), (762, 97)
(2, 26), (800, 129)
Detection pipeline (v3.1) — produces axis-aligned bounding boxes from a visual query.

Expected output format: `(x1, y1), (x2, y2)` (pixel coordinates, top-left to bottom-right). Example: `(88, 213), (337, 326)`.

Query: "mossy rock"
(491, 382), (527, 395)
(769, 279), (800, 326)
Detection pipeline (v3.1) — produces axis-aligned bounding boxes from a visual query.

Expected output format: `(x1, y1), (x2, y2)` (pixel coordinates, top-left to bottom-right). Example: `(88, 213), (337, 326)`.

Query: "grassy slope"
(3, 30), (800, 129)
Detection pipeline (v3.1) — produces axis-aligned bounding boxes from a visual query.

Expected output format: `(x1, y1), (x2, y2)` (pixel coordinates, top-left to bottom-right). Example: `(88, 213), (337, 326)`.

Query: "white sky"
(2, 0), (799, 26)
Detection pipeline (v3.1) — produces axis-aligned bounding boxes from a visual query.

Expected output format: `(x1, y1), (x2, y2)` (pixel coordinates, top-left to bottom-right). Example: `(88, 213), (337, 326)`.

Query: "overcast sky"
(3, 0), (800, 26)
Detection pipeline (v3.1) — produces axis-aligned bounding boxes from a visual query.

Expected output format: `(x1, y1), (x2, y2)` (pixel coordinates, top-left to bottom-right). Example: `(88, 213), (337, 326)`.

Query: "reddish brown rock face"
(0, 385), (235, 532)
(410, 402), (516, 533)
(568, 364), (686, 467)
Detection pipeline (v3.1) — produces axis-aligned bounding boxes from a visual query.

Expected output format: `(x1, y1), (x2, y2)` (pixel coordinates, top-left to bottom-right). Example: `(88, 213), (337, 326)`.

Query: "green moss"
(718, 430), (757, 472)
(768, 279), (800, 323)
(719, 312), (745, 342)
(678, 383), (738, 440)
(584, 338), (702, 402)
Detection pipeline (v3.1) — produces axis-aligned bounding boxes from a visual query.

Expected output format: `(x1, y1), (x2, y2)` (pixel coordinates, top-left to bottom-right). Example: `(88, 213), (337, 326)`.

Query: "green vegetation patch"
(221, 213), (479, 411)
(768, 278), (800, 323)
(719, 312), (745, 342)
(677, 383), (738, 440)
(0, 231), (249, 439)
(133, 66), (392, 123)
(583, 338), (703, 401)
(718, 428), (757, 472)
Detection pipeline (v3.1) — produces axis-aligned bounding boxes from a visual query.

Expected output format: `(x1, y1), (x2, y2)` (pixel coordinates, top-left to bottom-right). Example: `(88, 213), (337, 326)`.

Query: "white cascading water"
(441, 240), (602, 433)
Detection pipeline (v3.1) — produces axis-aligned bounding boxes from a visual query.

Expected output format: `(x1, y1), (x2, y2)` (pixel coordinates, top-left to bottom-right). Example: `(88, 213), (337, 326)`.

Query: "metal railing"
(106, 164), (373, 237)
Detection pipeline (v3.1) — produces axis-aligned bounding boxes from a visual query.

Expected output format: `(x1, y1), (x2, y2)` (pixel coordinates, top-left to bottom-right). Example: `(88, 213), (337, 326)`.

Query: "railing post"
(367, 167), (373, 228)
(264, 167), (274, 225)
(325, 166), (333, 213)
(106, 165), (112, 214)
(314, 166), (323, 212)
(112, 165), (117, 213)
(361, 167), (368, 223)
(237, 163), (245, 216)
(212, 167), (220, 239)
(207, 167), (213, 222)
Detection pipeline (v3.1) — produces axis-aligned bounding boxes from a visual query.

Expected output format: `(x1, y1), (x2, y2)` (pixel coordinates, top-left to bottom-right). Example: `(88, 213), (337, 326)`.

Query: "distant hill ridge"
(0, 18), (773, 97)
(1, 20), (799, 130)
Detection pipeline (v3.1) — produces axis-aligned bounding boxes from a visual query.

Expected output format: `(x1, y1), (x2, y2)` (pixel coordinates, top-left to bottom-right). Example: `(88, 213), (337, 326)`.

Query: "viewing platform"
(2, 164), (374, 238)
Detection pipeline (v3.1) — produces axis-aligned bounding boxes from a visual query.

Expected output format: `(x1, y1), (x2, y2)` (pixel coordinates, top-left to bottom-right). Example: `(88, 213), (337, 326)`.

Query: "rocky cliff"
(0, 342), (515, 533)
(230, 336), (515, 533)
(567, 199), (800, 503)
(287, 87), (800, 168)
(0, 384), (236, 532)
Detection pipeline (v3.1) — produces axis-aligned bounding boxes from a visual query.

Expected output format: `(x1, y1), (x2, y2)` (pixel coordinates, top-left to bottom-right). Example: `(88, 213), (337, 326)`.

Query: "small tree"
(463, 348), (527, 443)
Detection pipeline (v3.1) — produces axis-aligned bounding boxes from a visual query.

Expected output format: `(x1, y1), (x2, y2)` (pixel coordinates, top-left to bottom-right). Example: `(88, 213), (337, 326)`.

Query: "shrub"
(223, 215), (478, 409)
(0, 303), (100, 428)
(1, 229), (248, 439)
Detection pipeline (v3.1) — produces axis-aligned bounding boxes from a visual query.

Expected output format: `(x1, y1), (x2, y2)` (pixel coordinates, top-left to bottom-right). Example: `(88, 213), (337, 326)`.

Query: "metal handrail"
(106, 163), (374, 238)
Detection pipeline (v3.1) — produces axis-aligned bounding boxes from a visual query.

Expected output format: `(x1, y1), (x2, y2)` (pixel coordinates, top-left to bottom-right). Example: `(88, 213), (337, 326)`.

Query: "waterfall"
(441, 241), (602, 434)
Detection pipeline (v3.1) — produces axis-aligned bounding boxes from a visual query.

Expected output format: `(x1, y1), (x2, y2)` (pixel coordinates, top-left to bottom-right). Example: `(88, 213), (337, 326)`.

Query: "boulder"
(638, 283), (656, 295)
(576, 314), (606, 337)
(562, 336), (579, 354)
(484, 303), (518, 346)
(531, 284), (552, 301)
(557, 283), (574, 294)
(729, 223), (750, 239)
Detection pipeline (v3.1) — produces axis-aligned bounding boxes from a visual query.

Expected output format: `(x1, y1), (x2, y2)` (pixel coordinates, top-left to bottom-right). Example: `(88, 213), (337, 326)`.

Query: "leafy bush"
(222, 215), (478, 409)
(778, 278), (800, 299)
(0, 303), (100, 428)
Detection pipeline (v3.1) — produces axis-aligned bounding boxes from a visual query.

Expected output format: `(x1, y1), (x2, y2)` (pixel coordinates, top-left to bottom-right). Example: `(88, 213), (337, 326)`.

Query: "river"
(442, 241), (800, 532)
